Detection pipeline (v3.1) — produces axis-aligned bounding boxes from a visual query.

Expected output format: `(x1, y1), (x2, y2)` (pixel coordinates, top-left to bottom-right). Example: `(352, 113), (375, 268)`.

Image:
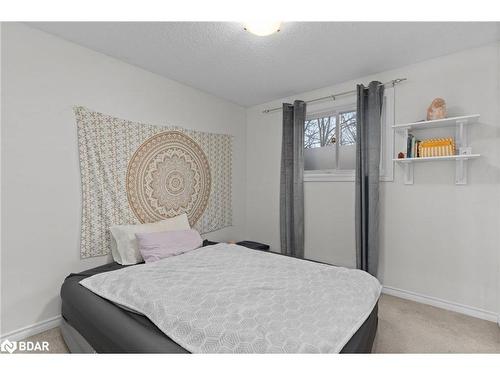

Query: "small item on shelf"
(406, 133), (415, 158)
(459, 146), (472, 156)
(406, 133), (420, 158)
(426, 98), (447, 121)
(398, 152), (405, 159)
(419, 137), (455, 157)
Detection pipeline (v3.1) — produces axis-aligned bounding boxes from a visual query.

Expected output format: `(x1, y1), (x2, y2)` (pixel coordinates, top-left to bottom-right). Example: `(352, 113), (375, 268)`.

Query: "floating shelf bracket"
(456, 119), (468, 185)
(455, 158), (467, 185)
(404, 162), (414, 185)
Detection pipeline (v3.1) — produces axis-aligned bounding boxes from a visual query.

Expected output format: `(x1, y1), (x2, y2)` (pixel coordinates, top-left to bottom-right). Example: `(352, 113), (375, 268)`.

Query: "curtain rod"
(261, 78), (407, 114)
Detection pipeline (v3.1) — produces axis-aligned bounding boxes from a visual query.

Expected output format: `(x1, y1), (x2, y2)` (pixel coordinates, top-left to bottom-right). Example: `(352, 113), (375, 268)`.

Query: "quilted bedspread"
(80, 243), (381, 353)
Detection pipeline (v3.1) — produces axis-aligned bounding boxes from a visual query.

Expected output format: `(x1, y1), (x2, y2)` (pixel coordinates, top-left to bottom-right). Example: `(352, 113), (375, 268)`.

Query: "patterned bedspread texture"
(80, 244), (381, 353)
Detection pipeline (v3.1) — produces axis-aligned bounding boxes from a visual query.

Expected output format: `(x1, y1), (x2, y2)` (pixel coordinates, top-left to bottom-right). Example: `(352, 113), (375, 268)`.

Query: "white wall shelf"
(393, 114), (480, 185)
(392, 114), (480, 131)
(393, 154), (481, 163)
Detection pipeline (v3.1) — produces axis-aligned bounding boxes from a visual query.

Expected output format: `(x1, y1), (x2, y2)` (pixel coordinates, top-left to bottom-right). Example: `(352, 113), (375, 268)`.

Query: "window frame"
(303, 87), (395, 182)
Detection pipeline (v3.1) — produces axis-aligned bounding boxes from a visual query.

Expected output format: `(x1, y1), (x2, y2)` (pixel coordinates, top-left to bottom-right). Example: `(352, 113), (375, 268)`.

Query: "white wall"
(245, 43), (500, 316)
(1, 23), (247, 336)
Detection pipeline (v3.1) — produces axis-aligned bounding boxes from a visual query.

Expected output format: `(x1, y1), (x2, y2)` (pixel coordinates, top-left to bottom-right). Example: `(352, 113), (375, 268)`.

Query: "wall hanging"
(75, 107), (232, 258)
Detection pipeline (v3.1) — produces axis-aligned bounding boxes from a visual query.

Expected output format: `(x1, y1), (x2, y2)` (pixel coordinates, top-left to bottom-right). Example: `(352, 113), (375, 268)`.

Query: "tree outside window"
(339, 111), (356, 145)
(304, 110), (356, 149)
(304, 116), (336, 148)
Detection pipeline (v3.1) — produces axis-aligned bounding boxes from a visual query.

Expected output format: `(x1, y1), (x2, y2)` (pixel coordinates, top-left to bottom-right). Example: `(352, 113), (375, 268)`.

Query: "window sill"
(304, 170), (394, 182)
(304, 170), (355, 182)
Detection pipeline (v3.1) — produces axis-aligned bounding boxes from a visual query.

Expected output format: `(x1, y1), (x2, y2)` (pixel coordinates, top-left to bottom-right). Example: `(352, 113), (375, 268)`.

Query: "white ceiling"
(29, 22), (500, 107)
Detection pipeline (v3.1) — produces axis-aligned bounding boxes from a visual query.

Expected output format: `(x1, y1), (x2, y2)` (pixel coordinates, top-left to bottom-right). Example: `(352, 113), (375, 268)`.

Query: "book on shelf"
(406, 133), (414, 158)
(405, 135), (455, 158)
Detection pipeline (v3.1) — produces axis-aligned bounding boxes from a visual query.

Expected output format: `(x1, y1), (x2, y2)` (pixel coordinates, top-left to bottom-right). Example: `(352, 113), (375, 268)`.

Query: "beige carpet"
(374, 294), (500, 353)
(11, 325), (69, 354)
(19, 294), (500, 353)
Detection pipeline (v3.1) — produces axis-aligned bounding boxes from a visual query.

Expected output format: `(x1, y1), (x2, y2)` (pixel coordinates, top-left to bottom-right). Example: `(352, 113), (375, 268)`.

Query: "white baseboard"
(382, 285), (499, 325)
(0, 315), (62, 342)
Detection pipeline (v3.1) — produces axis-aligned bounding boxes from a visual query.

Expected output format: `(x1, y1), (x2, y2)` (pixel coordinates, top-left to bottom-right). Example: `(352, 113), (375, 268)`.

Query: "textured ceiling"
(29, 22), (500, 107)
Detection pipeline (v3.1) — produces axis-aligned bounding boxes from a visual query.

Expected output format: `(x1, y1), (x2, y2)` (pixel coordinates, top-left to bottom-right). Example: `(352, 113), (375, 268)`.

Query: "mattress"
(61, 249), (379, 353)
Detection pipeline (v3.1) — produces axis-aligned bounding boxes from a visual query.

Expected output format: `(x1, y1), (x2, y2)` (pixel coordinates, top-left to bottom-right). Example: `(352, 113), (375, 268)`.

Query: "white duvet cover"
(80, 243), (381, 353)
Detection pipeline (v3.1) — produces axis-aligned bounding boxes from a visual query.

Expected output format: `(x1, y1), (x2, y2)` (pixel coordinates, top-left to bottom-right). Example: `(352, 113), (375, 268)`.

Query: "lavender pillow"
(135, 229), (203, 263)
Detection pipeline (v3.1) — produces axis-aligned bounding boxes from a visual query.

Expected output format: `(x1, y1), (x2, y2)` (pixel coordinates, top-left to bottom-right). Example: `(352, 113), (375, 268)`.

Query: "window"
(303, 87), (394, 182)
(304, 109), (357, 172)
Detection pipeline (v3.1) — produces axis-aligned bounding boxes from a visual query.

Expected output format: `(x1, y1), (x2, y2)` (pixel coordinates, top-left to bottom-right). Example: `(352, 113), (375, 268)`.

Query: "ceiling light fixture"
(244, 21), (281, 36)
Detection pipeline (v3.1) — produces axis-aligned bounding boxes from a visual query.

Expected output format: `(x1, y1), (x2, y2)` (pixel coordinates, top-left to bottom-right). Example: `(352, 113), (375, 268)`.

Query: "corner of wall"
(496, 38), (500, 320)
(0, 21), (4, 337)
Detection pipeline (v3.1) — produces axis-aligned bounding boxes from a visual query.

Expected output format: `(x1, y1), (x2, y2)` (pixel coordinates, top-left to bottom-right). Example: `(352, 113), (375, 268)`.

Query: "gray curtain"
(280, 100), (306, 258)
(355, 81), (384, 277)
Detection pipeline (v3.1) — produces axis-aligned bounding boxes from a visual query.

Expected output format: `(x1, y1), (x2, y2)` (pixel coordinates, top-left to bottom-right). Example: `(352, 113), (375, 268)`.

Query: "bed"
(61, 244), (380, 353)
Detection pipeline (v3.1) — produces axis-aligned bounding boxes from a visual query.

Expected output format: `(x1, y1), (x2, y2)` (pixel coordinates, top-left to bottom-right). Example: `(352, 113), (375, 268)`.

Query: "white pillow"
(110, 213), (190, 265)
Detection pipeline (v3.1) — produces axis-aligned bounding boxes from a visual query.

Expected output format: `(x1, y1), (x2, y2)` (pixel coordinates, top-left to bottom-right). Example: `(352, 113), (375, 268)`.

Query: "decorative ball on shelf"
(398, 152), (405, 159)
(427, 98), (447, 121)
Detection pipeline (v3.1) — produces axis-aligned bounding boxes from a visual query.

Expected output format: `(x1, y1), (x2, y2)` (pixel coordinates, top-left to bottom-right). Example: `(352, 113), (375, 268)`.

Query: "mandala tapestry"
(75, 107), (232, 258)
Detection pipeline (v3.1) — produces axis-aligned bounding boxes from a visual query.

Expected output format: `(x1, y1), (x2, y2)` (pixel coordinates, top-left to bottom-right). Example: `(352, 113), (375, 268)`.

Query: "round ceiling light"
(244, 21), (281, 36)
